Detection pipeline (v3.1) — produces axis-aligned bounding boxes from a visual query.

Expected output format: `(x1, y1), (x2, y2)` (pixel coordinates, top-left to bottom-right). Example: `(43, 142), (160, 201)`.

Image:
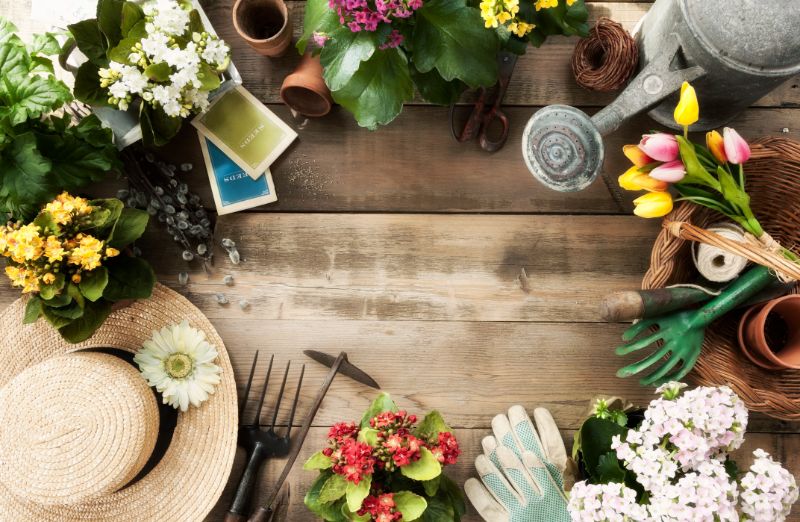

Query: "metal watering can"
(522, 0), (800, 193)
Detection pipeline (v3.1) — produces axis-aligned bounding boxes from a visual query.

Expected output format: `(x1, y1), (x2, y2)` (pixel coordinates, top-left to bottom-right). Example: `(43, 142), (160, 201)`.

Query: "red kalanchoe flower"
(358, 493), (401, 521)
(429, 431), (460, 465)
(333, 438), (375, 485)
(328, 421), (358, 442)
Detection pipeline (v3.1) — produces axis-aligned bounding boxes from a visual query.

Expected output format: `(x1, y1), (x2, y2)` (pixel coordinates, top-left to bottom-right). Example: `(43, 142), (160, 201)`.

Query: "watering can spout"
(522, 33), (704, 192)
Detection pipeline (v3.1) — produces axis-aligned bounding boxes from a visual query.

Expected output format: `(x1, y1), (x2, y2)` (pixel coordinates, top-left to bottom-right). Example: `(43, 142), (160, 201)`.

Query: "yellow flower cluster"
(0, 193), (120, 295)
(481, 0), (576, 37)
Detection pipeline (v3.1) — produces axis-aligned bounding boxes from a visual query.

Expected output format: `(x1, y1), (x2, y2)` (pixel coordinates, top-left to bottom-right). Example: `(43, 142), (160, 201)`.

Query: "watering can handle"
(591, 33), (705, 136)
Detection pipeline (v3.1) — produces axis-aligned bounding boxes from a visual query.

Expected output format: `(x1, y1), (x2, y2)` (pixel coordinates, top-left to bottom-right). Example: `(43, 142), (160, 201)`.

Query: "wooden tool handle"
(601, 287), (713, 321)
(228, 445), (266, 520)
(600, 291), (644, 321)
(248, 507), (272, 522)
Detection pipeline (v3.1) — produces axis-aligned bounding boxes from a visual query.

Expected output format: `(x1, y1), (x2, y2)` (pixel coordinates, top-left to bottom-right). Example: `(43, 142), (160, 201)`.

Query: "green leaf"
(341, 504), (371, 522)
(108, 207), (148, 248)
(0, 42), (29, 78)
(357, 427), (379, 447)
(297, 0), (340, 54)
(58, 299), (112, 343)
(319, 473), (349, 503)
(304, 471), (349, 522)
(716, 166), (750, 214)
(321, 29), (377, 92)
(577, 417), (627, 482)
(97, 0), (124, 47)
(724, 459), (739, 481)
(423, 475), (441, 496)
(121, 2), (145, 37)
(595, 452), (626, 484)
(304, 451), (334, 470)
(676, 136), (720, 191)
(188, 9), (205, 34)
(331, 47), (414, 129)
(126, 19), (147, 40)
(197, 61), (221, 90)
(1, 132), (52, 213)
(107, 36), (139, 64)
(68, 19), (108, 65)
(33, 210), (59, 236)
(88, 198), (124, 229)
(67, 283), (85, 309)
(415, 411), (452, 442)
(346, 474), (371, 512)
(437, 474), (467, 520)
(103, 256), (155, 301)
(47, 301), (85, 320)
(28, 33), (60, 56)
(79, 267), (109, 302)
(360, 393), (398, 428)
(411, 0), (498, 87)
(419, 494), (454, 522)
(23, 296), (43, 324)
(73, 61), (109, 106)
(410, 63), (466, 105)
(400, 447), (442, 481)
(140, 104), (182, 147)
(144, 61), (171, 82)
(0, 17), (18, 44)
(42, 292), (71, 308)
(42, 305), (75, 328)
(39, 272), (65, 300)
(394, 491), (427, 521)
(4, 75), (71, 126)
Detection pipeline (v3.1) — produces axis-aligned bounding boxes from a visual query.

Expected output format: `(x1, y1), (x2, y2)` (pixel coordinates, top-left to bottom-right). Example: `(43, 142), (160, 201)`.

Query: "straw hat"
(0, 283), (238, 521)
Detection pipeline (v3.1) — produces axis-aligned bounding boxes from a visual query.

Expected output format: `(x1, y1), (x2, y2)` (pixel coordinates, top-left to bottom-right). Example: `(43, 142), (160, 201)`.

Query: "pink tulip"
(649, 160), (686, 183)
(723, 127), (751, 164)
(638, 133), (679, 162)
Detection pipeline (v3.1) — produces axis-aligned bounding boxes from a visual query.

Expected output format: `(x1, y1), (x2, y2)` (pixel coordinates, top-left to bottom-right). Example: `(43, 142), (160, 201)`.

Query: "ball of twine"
(571, 17), (638, 92)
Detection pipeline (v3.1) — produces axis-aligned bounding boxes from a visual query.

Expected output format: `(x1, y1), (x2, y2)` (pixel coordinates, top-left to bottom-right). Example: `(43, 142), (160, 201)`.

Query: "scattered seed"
(223, 274), (234, 286)
(238, 299), (250, 310)
(215, 293), (229, 305)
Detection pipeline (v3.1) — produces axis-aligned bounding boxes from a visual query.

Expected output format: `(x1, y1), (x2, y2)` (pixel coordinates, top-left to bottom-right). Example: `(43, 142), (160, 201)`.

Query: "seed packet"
(198, 135), (277, 215)
(192, 85), (297, 180)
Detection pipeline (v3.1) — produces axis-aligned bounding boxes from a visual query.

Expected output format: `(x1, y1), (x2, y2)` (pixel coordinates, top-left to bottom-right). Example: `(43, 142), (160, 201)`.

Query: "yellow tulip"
(674, 81), (699, 130)
(706, 130), (727, 164)
(618, 166), (668, 192)
(633, 191), (673, 218)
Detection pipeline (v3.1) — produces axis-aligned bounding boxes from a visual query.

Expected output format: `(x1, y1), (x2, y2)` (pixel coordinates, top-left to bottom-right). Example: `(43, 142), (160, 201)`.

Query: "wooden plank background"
(1, 0), (799, 520)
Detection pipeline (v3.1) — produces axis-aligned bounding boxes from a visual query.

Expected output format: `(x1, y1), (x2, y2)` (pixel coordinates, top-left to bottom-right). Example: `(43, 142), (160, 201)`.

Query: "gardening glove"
(464, 406), (573, 522)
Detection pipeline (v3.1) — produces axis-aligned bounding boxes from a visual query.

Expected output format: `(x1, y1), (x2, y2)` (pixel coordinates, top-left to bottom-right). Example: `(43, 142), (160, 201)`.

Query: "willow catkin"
(571, 18), (638, 92)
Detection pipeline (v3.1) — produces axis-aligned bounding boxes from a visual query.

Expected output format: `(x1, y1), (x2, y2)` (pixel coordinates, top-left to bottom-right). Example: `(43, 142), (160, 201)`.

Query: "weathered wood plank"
(206, 428), (800, 521)
(203, 1), (800, 108)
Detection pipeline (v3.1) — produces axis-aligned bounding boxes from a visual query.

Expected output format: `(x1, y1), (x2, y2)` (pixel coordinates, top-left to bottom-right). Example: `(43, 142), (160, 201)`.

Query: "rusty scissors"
(449, 51), (517, 152)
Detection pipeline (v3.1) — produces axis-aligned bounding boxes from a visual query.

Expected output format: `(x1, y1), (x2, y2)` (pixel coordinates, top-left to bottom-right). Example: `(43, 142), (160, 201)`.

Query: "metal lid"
(682, 0), (800, 75)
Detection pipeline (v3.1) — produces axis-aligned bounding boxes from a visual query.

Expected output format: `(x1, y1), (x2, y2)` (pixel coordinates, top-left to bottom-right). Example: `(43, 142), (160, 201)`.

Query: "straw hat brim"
(0, 283), (238, 521)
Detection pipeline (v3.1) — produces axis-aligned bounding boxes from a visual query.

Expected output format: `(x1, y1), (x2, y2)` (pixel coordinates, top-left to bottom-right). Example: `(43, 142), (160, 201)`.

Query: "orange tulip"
(623, 144), (652, 167)
(706, 130), (727, 164)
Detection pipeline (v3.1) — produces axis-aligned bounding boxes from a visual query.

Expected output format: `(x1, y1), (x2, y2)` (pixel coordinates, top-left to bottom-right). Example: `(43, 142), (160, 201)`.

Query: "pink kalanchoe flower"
(722, 127), (751, 164)
(638, 133), (679, 162)
(649, 160), (686, 183)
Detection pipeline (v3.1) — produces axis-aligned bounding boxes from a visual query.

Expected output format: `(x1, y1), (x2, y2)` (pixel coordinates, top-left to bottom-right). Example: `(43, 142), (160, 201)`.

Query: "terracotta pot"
(232, 0), (293, 57)
(280, 53), (333, 117)
(738, 294), (800, 370)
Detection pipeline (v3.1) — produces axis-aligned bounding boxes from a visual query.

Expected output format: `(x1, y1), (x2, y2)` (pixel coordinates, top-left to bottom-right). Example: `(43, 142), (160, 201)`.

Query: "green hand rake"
(616, 264), (776, 386)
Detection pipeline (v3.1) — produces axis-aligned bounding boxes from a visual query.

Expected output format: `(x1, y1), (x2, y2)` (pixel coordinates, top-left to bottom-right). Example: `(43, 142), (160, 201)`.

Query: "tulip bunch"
(618, 82), (759, 237)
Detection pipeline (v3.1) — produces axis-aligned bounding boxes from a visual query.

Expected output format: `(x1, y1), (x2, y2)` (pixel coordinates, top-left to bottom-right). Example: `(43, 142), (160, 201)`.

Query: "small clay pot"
(738, 294), (800, 370)
(232, 0), (293, 57)
(280, 53), (333, 117)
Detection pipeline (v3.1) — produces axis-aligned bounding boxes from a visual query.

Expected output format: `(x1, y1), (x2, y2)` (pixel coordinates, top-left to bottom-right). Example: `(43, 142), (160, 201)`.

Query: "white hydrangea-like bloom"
(740, 450), (799, 521)
(147, 0), (190, 34)
(568, 482), (652, 522)
(201, 37), (230, 67)
(134, 320), (222, 412)
(648, 460), (739, 522)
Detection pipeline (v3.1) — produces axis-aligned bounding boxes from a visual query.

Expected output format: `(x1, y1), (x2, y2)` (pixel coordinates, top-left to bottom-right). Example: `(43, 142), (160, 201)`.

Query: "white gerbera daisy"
(134, 320), (222, 412)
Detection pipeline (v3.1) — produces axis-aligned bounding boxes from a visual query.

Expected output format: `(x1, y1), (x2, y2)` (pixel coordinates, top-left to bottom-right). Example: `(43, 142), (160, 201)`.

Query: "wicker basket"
(642, 137), (800, 420)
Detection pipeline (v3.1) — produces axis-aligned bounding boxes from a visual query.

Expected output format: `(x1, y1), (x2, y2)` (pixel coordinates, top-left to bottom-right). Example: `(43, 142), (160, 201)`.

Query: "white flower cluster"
(739, 450), (799, 521)
(98, 0), (230, 117)
(568, 482), (650, 522)
(568, 383), (798, 522)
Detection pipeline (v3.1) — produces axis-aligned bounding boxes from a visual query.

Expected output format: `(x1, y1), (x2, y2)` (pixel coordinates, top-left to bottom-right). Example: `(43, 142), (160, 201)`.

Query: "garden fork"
(226, 352), (305, 522)
(616, 264), (775, 386)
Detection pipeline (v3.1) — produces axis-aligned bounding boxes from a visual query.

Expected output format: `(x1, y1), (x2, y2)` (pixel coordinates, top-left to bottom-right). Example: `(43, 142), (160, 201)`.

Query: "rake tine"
(286, 364), (305, 438)
(640, 351), (684, 386)
(270, 361), (291, 431)
(240, 350), (259, 421)
(616, 343), (672, 378)
(615, 331), (664, 356)
(254, 354), (275, 426)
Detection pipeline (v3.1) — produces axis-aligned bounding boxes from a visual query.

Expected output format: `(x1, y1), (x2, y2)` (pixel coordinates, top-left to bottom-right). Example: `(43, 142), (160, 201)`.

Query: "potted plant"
(0, 18), (119, 220)
(297, 0), (588, 129)
(1, 193), (155, 343)
(304, 394), (465, 521)
(68, 0), (235, 147)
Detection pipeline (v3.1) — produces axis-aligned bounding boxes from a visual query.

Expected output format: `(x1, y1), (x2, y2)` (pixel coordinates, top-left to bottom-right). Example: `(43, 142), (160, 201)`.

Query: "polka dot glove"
(465, 406), (575, 522)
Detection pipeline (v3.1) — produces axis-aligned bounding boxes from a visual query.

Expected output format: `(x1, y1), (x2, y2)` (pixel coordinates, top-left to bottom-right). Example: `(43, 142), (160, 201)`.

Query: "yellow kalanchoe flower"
(44, 236), (66, 263)
(535, 0), (558, 10)
(6, 224), (44, 263)
(68, 234), (105, 271)
(45, 192), (93, 225)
